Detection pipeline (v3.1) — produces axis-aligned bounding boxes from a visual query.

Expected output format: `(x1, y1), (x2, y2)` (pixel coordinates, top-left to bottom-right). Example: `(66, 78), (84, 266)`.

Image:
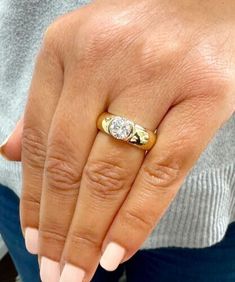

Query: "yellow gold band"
(97, 112), (157, 151)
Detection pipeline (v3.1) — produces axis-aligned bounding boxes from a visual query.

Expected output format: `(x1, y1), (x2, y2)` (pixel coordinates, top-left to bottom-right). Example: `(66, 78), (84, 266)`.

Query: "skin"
(2, 0), (235, 281)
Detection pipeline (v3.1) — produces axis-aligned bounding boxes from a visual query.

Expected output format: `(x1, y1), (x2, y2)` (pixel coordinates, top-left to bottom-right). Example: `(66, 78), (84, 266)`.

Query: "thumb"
(0, 117), (23, 161)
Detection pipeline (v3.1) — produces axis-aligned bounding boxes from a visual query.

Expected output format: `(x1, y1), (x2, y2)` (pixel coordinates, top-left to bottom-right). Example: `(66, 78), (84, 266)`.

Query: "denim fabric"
(0, 184), (40, 282)
(92, 222), (235, 282)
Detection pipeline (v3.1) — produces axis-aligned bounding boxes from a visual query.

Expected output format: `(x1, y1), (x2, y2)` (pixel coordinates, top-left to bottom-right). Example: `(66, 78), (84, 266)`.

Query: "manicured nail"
(25, 228), (39, 254)
(40, 257), (60, 282)
(60, 264), (85, 282)
(100, 242), (126, 271)
(0, 136), (10, 160)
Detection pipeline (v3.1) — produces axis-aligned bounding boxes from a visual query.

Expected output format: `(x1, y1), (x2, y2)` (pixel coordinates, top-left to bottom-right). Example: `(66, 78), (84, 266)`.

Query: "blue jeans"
(1, 183), (235, 282)
(0, 184), (40, 282)
(92, 224), (235, 282)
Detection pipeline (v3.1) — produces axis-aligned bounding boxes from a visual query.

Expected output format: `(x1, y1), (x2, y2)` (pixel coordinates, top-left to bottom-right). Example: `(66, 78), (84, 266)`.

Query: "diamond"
(108, 117), (134, 140)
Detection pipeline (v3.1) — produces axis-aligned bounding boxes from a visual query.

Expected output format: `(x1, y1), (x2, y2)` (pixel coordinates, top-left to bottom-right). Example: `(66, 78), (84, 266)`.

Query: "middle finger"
(38, 69), (106, 281)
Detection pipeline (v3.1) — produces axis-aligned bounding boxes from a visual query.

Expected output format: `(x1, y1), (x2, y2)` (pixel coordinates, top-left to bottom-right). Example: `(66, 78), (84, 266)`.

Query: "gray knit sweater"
(0, 0), (235, 249)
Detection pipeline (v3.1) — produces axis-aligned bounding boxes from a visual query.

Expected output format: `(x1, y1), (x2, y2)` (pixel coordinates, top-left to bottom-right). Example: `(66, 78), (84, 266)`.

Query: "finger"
(0, 116), (23, 161)
(38, 67), (108, 282)
(60, 86), (172, 281)
(20, 31), (64, 255)
(100, 96), (229, 271)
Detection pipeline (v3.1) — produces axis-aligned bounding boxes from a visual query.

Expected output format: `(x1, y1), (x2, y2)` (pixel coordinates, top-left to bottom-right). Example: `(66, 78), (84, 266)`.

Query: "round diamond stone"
(108, 117), (134, 140)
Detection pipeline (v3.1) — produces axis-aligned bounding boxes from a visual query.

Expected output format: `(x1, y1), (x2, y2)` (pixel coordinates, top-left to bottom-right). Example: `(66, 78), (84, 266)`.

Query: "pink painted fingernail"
(25, 228), (39, 254)
(0, 137), (10, 160)
(60, 264), (85, 282)
(100, 242), (126, 271)
(40, 257), (60, 282)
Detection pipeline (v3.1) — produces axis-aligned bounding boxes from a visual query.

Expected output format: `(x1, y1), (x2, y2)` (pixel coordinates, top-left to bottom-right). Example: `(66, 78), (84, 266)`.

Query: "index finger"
(21, 36), (64, 254)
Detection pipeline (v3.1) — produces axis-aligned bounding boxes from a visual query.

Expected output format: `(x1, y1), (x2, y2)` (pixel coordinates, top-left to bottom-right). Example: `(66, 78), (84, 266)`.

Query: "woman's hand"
(2, 0), (235, 281)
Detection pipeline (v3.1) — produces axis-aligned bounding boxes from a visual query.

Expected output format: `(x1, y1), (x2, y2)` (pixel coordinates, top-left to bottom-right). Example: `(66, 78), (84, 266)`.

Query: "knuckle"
(22, 127), (46, 168)
(40, 229), (66, 244)
(39, 229), (66, 259)
(22, 189), (41, 206)
(45, 154), (80, 196)
(20, 197), (40, 227)
(137, 37), (184, 81)
(122, 208), (155, 231)
(205, 74), (234, 106)
(42, 16), (70, 59)
(43, 23), (61, 53)
(83, 159), (127, 200)
(79, 28), (115, 61)
(68, 229), (101, 251)
(142, 158), (181, 191)
(187, 69), (231, 97)
(181, 44), (234, 100)
(79, 15), (142, 61)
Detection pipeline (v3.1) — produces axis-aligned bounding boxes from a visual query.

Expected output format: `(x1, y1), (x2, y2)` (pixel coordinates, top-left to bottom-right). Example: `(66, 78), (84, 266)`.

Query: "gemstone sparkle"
(108, 117), (134, 140)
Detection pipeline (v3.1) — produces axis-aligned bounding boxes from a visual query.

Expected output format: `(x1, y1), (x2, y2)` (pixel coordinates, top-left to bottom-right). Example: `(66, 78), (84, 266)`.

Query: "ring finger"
(60, 86), (172, 281)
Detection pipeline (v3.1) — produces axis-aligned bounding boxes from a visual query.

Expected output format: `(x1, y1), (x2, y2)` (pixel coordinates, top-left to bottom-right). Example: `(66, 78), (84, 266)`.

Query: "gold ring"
(97, 112), (157, 151)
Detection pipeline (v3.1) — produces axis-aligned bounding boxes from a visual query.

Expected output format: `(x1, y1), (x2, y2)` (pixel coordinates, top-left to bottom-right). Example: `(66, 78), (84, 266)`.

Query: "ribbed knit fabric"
(0, 0), (235, 249)
(143, 161), (235, 249)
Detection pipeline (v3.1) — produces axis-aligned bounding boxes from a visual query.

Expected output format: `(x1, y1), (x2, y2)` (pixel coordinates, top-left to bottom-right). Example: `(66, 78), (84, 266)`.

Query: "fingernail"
(100, 242), (126, 271)
(0, 136), (10, 160)
(25, 228), (39, 254)
(60, 264), (85, 282)
(40, 257), (60, 282)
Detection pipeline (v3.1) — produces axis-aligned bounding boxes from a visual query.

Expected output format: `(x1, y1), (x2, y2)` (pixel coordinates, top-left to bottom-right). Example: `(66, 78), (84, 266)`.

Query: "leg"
(0, 184), (40, 282)
(126, 223), (235, 282)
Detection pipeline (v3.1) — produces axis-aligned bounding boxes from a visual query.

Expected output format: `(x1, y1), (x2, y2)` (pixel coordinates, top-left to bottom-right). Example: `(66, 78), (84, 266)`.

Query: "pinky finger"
(100, 97), (228, 271)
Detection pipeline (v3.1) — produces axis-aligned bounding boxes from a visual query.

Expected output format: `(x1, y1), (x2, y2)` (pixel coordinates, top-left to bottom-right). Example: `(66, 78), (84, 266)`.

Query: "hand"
(2, 0), (235, 281)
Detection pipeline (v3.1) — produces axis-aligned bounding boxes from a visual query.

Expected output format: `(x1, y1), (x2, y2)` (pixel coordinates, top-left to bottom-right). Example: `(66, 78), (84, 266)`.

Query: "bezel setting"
(108, 117), (134, 141)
